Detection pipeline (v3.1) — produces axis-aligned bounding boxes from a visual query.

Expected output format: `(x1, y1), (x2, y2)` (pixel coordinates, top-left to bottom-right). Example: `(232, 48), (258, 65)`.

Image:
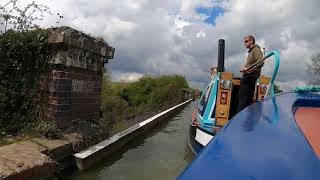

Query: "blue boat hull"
(179, 92), (320, 180)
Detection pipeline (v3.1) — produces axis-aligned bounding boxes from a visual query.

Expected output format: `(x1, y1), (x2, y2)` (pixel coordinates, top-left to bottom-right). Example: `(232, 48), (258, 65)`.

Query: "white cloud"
(16, 0), (320, 91)
(277, 80), (306, 91)
(174, 15), (191, 37)
(103, 17), (137, 38)
(117, 72), (144, 82)
(196, 31), (206, 38)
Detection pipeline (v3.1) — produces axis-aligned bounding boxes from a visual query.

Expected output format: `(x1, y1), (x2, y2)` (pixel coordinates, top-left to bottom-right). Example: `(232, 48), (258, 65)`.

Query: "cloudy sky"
(11, 0), (320, 90)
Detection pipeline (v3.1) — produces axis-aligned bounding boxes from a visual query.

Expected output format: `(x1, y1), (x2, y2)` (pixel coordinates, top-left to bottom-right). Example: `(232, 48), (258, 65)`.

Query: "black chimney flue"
(217, 39), (225, 72)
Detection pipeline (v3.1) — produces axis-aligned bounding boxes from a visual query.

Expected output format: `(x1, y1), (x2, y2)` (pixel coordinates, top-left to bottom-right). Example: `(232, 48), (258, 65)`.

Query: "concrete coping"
(74, 99), (192, 160)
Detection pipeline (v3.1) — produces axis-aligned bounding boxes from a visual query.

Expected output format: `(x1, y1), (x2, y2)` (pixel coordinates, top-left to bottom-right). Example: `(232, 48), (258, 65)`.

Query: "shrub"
(0, 29), (51, 133)
(24, 120), (62, 139)
(118, 75), (189, 107)
(100, 74), (192, 134)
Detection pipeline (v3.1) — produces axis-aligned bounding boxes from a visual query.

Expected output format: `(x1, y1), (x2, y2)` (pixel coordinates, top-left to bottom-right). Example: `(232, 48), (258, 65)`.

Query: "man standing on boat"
(237, 35), (264, 112)
(210, 67), (217, 79)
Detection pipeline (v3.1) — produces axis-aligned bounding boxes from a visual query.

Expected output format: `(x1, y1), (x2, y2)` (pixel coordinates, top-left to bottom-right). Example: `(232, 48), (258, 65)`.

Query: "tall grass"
(100, 74), (192, 135)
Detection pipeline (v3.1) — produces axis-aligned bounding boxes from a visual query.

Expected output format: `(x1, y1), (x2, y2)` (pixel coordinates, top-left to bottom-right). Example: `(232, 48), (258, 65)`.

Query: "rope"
(294, 85), (320, 93)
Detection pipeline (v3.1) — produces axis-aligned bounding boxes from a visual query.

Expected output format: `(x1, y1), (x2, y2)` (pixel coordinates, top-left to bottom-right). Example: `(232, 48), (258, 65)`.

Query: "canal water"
(64, 101), (196, 180)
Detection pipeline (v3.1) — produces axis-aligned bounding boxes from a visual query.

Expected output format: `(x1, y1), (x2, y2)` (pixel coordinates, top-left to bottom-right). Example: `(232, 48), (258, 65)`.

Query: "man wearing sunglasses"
(237, 35), (264, 113)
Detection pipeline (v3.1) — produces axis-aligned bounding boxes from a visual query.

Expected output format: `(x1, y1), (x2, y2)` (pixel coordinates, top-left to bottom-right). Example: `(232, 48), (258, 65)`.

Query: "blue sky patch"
(196, 6), (225, 25)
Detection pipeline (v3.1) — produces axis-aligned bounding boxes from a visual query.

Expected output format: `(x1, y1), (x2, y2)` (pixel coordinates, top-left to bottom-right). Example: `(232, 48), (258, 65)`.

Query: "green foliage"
(24, 120), (62, 139)
(100, 74), (191, 134)
(0, 29), (51, 133)
(101, 96), (129, 122)
(119, 75), (189, 106)
(101, 76), (128, 97)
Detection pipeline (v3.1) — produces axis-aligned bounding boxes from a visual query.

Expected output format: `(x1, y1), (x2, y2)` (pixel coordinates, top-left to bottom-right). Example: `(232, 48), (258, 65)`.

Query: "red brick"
(39, 61), (103, 129)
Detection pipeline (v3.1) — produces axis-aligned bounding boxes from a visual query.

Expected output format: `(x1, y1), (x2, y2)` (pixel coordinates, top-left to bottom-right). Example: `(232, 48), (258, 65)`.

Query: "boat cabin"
(198, 73), (270, 128)
(190, 39), (278, 154)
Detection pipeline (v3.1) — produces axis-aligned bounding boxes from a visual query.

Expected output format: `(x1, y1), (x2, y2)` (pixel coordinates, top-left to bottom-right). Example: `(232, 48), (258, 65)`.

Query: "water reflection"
(242, 97), (279, 132)
(242, 104), (263, 132)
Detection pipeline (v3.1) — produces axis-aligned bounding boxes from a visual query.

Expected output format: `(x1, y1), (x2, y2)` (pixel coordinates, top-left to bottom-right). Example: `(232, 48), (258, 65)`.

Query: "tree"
(307, 53), (320, 85)
(0, 0), (51, 33)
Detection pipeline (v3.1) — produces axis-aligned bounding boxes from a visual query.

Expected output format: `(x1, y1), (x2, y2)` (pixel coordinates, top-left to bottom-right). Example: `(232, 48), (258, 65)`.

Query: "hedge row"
(0, 30), (51, 133)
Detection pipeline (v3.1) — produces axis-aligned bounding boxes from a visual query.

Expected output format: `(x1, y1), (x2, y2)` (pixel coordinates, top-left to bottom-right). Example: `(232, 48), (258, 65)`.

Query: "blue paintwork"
(179, 92), (320, 180)
(202, 72), (220, 126)
(198, 73), (220, 127)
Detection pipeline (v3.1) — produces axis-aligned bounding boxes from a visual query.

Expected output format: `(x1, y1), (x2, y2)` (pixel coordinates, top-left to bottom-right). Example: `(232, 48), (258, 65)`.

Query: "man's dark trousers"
(237, 73), (259, 113)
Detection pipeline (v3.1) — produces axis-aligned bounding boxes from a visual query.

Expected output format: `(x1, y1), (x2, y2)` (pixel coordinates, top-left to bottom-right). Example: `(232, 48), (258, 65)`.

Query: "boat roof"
(179, 92), (320, 180)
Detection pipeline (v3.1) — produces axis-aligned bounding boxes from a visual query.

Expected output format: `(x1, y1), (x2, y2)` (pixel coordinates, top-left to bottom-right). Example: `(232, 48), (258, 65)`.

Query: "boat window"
(198, 83), (213, 117)
(211, 106), (216, 118)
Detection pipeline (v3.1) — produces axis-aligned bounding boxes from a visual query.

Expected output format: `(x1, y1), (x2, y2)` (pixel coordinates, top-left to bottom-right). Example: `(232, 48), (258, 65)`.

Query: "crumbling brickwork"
(44, 26), (114, 128)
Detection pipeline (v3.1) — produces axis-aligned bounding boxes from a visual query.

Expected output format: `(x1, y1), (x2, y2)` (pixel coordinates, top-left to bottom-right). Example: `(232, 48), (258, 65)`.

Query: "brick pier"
(44, 26), (115, 128)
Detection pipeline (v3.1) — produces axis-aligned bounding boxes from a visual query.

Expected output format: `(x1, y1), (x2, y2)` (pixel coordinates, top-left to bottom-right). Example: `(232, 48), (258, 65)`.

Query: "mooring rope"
(294, 85), (320, 93)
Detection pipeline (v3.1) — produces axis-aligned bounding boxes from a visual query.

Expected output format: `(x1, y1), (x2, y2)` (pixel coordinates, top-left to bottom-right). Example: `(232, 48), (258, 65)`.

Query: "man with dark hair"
(237, 35), (264, 112)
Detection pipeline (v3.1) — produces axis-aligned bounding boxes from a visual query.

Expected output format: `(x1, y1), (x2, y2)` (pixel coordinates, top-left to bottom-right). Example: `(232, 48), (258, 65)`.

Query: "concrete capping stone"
(48, 26), (114, 59)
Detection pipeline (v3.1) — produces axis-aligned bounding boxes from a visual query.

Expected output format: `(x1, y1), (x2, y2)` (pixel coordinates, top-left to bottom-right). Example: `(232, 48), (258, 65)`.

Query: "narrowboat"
(179, 87), (320, 179)
(189, 39), (276, 154)
(180, 40), (320, 179)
